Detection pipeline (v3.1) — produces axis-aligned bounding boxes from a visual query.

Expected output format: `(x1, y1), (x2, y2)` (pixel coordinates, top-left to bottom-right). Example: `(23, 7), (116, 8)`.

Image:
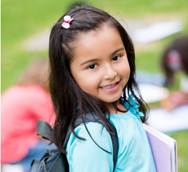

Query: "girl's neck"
(105, 100), (127, 115)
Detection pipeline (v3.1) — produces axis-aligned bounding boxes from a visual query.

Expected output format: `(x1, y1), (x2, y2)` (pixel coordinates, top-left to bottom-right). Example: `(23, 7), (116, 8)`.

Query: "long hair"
(161, 35), (188, 86)
(49, 4), (148, 153)
(17, 58), (50, 91)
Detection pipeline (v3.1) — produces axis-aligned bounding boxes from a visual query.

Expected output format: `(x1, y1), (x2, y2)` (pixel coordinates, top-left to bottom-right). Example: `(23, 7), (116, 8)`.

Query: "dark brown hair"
(17, 58), (50, 91)
(49, 4), (148, 153)
(161, 35), (188, 86)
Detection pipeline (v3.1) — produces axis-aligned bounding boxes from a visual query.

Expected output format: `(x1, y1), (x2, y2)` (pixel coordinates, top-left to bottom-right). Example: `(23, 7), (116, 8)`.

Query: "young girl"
(49, 4), (156, 172)
(161, 36), (188, 111)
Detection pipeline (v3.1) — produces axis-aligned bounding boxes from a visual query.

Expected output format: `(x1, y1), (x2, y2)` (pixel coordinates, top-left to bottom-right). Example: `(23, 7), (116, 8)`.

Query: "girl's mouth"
(100, 81), (120, 92)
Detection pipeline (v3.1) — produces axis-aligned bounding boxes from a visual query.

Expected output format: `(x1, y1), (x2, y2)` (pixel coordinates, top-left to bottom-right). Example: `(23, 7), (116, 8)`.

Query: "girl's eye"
(88, 64), (97, 69)
(112, 55), (120, 61)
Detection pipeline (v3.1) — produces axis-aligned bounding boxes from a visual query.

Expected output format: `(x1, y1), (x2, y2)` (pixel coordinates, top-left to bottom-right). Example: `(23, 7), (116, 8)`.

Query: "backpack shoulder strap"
(37, 113), (119, 171)
(63, 113), (119, 171)
(37, 120), (53, 141)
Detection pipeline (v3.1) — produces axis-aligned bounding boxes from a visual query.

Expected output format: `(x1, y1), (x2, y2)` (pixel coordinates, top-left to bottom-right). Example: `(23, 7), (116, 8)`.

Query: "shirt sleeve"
(66, 122), (114, 172)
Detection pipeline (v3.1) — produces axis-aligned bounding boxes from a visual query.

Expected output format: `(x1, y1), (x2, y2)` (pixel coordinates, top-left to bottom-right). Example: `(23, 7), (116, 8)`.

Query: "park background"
(1, 0), (188, 171)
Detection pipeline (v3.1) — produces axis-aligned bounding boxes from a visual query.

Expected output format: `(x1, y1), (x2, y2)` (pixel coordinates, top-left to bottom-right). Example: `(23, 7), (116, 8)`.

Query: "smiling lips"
(100, 81), (120, 92)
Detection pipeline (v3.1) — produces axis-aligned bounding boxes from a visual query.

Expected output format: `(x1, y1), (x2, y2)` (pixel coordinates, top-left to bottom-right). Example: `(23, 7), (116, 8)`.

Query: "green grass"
(171, 130), (188, 172)
(2, 0), (188, 171)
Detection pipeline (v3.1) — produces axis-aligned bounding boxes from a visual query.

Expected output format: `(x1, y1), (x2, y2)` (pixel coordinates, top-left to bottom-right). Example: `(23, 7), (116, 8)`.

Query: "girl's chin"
(103, 98), (120, 104)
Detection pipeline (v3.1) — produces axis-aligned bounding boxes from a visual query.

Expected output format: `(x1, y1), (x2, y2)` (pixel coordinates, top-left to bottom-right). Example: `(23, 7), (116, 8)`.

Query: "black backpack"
(29, 113), (119, 172)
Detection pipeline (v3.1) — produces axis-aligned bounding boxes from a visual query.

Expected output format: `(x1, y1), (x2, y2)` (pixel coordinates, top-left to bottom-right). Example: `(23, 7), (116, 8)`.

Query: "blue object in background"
(135, 70), (165, 86)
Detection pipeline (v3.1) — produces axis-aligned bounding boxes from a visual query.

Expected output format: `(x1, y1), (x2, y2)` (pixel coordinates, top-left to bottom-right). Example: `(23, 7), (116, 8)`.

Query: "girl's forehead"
(75, 24), (121, 48)
(71, 25), (125, 63)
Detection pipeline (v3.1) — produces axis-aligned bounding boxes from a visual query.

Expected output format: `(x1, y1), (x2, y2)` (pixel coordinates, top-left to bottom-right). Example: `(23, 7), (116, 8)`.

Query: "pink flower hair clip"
(61, 15), (73, 29)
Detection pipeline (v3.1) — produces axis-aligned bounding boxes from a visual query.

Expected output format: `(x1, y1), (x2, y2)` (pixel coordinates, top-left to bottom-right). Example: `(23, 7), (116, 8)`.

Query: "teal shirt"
(66, 96), (156, 172)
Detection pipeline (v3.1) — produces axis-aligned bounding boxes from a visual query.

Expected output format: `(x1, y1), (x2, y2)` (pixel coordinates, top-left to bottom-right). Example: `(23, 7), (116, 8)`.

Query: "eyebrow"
(81, 59), (99, 66)
(112, 48), (124, 55)
(80, 47), (124, 66)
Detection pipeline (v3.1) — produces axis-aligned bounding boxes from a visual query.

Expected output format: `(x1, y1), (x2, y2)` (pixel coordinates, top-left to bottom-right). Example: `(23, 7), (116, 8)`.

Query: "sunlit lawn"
(2, 0), (188, 171)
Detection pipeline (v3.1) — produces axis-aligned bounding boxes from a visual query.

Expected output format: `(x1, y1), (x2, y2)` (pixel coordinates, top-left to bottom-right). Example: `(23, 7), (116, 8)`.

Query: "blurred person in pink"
(161, 36), (188, 111)
(1, 59), (55, 172)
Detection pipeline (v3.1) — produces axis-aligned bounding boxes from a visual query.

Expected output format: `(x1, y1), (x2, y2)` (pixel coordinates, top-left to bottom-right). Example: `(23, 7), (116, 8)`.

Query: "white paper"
(146, 106), (188, 132)
(132, 21), (183, 43)
(138, 84), (169, 103)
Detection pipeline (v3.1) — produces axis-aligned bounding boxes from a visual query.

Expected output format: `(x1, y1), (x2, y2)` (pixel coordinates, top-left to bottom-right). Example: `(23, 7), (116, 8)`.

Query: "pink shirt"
(1, 85), (55, 164)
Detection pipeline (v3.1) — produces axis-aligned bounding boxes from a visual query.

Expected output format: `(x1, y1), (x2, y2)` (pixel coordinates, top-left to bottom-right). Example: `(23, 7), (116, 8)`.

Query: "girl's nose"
(103, 64), (117, 80)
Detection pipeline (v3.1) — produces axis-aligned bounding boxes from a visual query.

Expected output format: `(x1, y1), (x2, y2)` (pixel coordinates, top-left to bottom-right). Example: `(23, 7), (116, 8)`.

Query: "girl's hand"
(161, 91), (188, 111)
(161, 98), (175, 111)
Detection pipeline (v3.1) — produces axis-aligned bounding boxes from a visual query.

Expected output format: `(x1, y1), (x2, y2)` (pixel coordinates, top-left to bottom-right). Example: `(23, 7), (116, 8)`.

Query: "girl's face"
(70, 24), (130, 107)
